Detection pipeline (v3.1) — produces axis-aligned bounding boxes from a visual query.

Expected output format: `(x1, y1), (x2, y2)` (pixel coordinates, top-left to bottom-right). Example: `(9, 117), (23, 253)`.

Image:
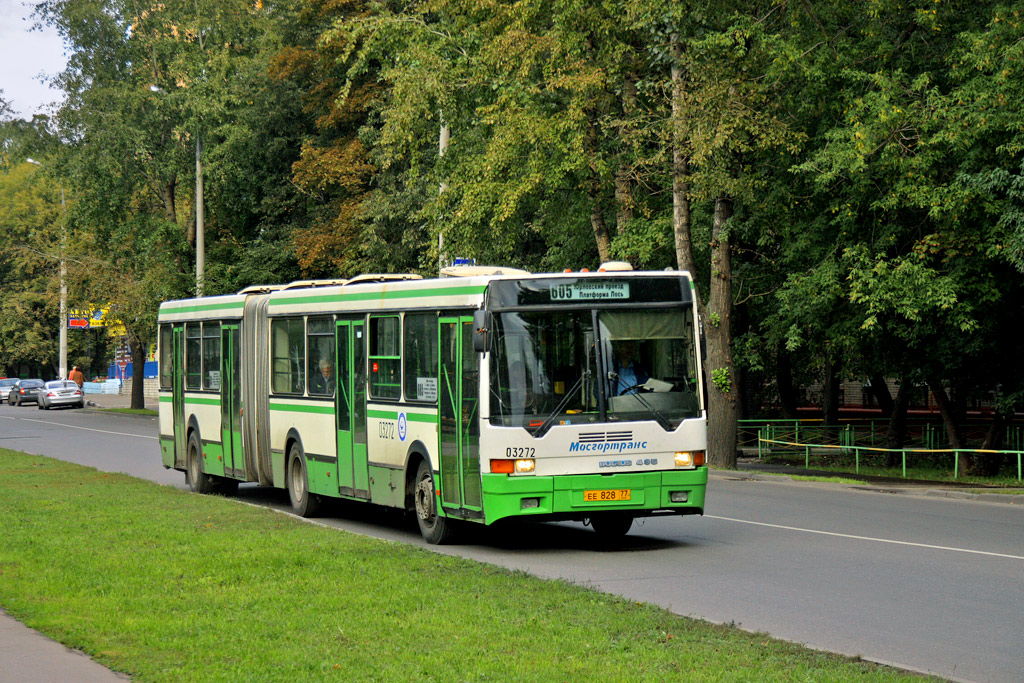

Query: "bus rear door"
(336, 318), (370, 498)
(172, 325), (186, 468)
(220, 323), (243, 477)
(438, 315), (482, 515)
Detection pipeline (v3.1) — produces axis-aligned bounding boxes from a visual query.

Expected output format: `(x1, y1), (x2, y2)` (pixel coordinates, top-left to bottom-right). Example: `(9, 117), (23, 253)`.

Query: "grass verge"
(0, 450), (933, 682)
(92, 407), (158, 417)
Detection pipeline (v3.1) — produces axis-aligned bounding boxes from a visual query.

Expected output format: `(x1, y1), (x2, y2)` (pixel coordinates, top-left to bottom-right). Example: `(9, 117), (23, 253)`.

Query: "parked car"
(37, 380), (85, 410)
(8, 379), (45, 406)
(0, 378), (19, 404)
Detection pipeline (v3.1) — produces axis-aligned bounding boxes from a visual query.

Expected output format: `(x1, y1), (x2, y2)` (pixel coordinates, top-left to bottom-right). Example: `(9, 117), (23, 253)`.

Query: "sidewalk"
(0, 610), (128, 682)
(84, 391), (158, 412)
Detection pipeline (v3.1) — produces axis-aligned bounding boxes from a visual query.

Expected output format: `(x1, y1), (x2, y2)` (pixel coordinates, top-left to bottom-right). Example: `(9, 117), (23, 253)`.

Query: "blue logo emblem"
(398, 412), (407, 441)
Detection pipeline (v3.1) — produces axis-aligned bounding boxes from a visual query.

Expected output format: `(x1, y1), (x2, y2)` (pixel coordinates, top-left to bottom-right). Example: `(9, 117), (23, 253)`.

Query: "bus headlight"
(674, 451), (705, 468)
(514, 459), (536, 474)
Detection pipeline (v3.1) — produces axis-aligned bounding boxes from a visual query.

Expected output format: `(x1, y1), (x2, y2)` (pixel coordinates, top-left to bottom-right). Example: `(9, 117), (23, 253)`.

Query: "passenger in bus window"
(311, 358), (335, 396)
(612, 340), (649, 395)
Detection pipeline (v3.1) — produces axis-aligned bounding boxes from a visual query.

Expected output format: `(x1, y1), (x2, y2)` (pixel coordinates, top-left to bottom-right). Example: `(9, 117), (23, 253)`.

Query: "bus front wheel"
(288, 442), (321, 517)
(186, 432), (215, 494)
(413, 460), (456, 545)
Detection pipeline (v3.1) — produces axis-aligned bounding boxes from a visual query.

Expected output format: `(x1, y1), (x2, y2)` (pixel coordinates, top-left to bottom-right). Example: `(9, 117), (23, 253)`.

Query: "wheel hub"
(415, 477), (433, 521)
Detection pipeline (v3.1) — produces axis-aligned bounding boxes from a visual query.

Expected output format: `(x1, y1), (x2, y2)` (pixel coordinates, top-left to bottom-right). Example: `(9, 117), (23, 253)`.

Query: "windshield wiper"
(533, 372), (589, 437)
(626, 386), (674, 431)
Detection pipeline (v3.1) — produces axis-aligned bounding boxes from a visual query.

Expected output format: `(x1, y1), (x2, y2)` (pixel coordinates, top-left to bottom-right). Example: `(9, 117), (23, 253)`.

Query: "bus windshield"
(488, 307), (701, 433)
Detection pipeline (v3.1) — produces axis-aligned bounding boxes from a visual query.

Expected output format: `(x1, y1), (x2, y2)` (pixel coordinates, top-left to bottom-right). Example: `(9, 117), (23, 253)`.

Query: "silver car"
(37, 380), (85, 410)
(0, 378), (18, 403)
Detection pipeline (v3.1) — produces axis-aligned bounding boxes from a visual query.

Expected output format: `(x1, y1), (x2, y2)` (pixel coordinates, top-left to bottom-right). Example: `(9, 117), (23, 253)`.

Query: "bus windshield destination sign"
(549, 282), (629, 301)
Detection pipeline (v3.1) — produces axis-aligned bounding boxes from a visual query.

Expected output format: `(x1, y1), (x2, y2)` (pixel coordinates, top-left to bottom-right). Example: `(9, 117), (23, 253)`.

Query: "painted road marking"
(707, 515), (1024, 561)
(0, 415), (158, 440)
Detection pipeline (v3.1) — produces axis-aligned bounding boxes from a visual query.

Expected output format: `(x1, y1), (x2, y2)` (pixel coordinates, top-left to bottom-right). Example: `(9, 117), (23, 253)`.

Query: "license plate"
(583, 489), (631, 502)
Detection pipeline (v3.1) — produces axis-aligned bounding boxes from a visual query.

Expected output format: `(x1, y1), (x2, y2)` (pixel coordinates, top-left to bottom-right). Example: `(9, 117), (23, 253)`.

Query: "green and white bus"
(157, 264), (707, 543)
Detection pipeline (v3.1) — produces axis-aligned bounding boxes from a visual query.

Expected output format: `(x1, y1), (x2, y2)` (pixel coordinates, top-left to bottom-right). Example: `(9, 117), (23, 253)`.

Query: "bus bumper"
(479, 467), (707, 525)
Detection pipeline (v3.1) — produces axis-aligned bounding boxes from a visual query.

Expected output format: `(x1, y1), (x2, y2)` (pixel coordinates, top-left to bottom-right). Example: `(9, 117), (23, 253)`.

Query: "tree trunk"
(614, 72), (636, 236)
(130, 337), (146, 410)
(705, 197), (737, 469)
(670, 37), (697, 281)
(586, 118), (611, 264)
(885, 376), (913, 466)
(821, 359), (841, 441)
(159, 177), (177, 224)
(776, 346), (799, 419)
(926, 376), (963, 450)
(869, 373), (894, 417)
(977, 410), (1008, 476)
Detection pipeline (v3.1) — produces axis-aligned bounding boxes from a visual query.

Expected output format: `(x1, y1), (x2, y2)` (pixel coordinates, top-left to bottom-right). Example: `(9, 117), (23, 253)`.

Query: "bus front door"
(220, 324), (243, 478)
(438, 316), (481, 514)
(172, 325), (186, 468)
(336, 319), (370, 498)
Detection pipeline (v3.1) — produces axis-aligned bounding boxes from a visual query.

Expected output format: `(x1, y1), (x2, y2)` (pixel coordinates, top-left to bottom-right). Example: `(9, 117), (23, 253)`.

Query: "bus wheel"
(186, 432), (215, 494)
(413, 460), (456, 545)
(590, 514), (633, 538)
(287, 442), (321, 517)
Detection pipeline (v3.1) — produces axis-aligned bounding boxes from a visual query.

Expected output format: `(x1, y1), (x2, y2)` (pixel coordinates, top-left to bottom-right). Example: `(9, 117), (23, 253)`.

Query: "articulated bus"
(157, 264), (708, 543)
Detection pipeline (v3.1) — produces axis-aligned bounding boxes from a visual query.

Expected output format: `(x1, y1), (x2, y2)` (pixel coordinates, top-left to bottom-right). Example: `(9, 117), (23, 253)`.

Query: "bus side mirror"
(473, 310), (489, 353)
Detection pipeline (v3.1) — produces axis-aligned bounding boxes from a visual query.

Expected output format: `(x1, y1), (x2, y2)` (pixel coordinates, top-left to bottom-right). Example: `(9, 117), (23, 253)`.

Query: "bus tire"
(590, 513), (633, 538)
(287, 442), (321, 517)
(413, 460), (456, 545)
(186, 431), (215, 494)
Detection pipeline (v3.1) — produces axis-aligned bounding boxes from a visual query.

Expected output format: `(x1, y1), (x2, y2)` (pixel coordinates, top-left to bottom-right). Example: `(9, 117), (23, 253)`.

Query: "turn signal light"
(490, 459), (514, 474)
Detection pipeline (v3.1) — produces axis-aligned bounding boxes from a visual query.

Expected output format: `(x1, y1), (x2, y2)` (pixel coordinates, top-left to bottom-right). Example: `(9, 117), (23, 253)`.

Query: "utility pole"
(195, 134), (204, 298)
(438, 120), (450, 274)
(26, 158), (68, 379)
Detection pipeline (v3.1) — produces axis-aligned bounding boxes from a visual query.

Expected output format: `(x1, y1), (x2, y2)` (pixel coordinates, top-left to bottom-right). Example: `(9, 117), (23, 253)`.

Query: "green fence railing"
(755, 430), (1023, 481)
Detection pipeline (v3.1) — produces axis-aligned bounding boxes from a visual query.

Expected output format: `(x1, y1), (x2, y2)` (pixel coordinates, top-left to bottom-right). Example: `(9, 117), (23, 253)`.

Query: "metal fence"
(741, 419), (1024, 481)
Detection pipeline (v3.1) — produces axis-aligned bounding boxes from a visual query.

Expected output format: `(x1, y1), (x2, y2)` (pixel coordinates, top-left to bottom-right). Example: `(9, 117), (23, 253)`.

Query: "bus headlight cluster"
(490, 459), (536, 474)
(674, 451), (705, 469)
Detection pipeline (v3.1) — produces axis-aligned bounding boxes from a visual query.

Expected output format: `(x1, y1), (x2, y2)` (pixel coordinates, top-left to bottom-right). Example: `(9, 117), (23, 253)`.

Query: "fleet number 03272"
(506, 447), (535, 458)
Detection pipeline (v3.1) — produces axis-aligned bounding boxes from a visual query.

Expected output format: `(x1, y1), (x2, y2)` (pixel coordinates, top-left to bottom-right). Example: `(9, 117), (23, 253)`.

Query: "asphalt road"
(2, 402), (1022, 683)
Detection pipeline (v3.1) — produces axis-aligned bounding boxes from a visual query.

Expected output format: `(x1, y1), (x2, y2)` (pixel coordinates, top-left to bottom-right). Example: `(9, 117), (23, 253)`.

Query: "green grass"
(0, 450), (934, 682)
(92, 407), (158, 416)
(758, 473), (865, 485)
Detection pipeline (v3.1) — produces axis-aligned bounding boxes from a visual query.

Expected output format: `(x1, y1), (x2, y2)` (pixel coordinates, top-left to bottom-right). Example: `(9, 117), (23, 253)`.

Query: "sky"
(0, 0), (68, 120)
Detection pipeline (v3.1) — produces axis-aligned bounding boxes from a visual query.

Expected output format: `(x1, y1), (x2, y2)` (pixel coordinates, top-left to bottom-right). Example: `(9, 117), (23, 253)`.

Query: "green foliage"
(711, 367), (732, 394)
(4, 0), (1021, 426)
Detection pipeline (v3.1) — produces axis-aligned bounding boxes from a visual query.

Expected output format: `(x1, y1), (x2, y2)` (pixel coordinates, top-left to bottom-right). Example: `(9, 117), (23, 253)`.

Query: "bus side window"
(202, 322), (221, 390)
(306, 317), (334, 396)
(185, 323), (202, 390)
(159, 324), (172, 390)
(403, 313), (437, 402)
(369, 315), (401, 400)
(271, 318), (305, 395)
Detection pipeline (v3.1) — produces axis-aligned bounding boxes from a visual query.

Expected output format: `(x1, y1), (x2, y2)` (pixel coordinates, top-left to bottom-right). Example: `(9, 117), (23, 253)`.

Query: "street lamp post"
(26, 158), (68, 379)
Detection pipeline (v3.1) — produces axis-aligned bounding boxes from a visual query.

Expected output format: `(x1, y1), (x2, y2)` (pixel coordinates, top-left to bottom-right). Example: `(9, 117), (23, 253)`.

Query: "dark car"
(9, 379), (45, 406)
(38, 380), (85, 410)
